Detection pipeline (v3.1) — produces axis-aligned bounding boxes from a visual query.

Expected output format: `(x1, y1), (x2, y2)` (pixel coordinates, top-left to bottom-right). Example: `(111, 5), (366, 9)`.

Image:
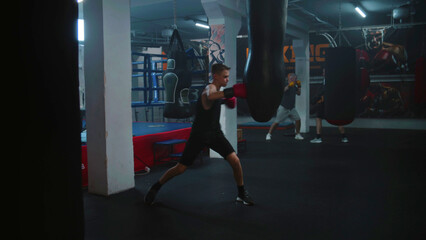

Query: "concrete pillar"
(202, 0), (243, 156)
(293, 37), (310, 133)
(83, 0), (134, 195)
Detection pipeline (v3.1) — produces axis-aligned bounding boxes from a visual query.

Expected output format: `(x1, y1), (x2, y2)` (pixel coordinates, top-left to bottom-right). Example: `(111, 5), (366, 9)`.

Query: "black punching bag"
(324, 47), (357, 126)
(244, 0), (287, 122)
(163, 29), (193, 118)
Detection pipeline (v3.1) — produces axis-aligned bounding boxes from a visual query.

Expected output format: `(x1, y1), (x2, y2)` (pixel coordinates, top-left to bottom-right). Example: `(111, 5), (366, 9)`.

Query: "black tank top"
(191, 95), (221, 133)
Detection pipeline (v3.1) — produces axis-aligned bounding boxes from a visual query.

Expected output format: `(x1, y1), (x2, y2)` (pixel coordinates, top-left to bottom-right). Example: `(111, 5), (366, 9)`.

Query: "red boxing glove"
(223, 83), (247, 98)
(374, 49), (392, 61)
(224, 83), (247, 99)
(356, 49), (370, 68)
(223, 97), (237, 109)
(232, 83), (247, 98)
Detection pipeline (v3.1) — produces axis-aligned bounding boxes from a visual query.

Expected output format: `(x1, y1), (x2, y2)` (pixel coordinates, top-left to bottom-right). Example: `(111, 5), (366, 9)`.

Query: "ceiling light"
(195, 22), (210, 29)
(355, 6), (366, 18)
(78, 19), (84, 41)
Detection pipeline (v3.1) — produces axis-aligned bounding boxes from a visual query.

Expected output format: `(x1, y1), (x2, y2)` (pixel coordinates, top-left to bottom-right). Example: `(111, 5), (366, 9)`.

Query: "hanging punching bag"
(324, 47), (357, 126)
(414, 57), (426, 104)
(244, 0), (287, 122)
(163, 29), (193, 119)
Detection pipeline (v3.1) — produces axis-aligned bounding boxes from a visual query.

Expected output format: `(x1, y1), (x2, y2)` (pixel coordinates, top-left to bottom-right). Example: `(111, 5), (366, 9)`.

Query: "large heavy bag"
(324, 47), (357, 126)
(244, 0), (287, 122)
(163, 29), (193, 118)
(414, 56), (426, 104)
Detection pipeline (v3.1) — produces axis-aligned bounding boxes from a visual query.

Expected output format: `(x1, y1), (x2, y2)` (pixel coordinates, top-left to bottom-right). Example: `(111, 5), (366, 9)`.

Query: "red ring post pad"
(244, 0), (287, 122)
(324, 47), (357, 126)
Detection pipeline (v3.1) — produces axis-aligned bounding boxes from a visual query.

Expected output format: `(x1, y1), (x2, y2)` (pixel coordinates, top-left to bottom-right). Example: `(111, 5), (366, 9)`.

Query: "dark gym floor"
(83, 127), (426, 240)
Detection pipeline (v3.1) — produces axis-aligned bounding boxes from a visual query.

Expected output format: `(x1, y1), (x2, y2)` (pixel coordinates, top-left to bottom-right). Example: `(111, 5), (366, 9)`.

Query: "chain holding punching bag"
(324, 47), (357, 126)
(163, 29), (193, 119)
(244, 0), (287, 122)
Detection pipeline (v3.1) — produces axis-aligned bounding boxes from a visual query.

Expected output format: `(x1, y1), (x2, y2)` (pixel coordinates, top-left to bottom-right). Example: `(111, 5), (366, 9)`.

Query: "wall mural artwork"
(360, 27), (409, 74)
(208, 24), (226, 82)
(191, 25), (226, 82)
(355, 26), (425, 118)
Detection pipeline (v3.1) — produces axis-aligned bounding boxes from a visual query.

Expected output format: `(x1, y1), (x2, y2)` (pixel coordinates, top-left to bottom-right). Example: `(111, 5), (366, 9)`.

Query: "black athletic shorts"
(179, 130), (235, 166)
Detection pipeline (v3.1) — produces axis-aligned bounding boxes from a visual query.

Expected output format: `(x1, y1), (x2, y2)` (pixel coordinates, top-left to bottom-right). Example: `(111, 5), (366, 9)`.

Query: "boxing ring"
(79, 49), (207, 187)
(81, 122), (192, 187)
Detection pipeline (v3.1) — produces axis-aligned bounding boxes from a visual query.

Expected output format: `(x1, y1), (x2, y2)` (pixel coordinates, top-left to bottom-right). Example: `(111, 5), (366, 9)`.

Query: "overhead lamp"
(355, 6), (366, 18)
(78, 19), (84, 41)
(185, 16), (210, 29)
(195, 22), (210, 29)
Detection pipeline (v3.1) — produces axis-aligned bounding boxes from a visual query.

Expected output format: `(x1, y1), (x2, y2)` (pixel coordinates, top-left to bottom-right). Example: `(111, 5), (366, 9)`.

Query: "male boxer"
(310, 69), (348, 143)
(266, 73), (303, 141)
(145, 63), (254, 206)
(362, 28), (408, 73)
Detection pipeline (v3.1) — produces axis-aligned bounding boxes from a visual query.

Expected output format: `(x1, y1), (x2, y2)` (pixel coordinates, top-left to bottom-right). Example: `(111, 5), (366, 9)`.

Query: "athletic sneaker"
(341, 137), (349, 143)
(266, 133), (271, 141)
(310, 138), (322, 143)
(295, 133), (304, 140)
(144, 186), (159, 205)
(236, 190), (254, 206)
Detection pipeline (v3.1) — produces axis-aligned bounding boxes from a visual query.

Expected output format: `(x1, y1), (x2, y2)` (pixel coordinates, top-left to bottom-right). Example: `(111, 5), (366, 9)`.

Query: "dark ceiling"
(129, 0), (426, 47)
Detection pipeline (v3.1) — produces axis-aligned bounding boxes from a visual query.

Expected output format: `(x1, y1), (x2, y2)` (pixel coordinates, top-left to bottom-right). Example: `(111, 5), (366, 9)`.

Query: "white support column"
(83, 0), (134, 196)
(221, 15), (241, 154)
(202, 0), (243, 157)
(293, 37), (310, 133)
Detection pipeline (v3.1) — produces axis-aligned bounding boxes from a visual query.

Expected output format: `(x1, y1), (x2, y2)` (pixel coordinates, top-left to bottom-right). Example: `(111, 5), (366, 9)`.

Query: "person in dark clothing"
(310, 68), (348, 143)
(144, 63), (254, 206)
